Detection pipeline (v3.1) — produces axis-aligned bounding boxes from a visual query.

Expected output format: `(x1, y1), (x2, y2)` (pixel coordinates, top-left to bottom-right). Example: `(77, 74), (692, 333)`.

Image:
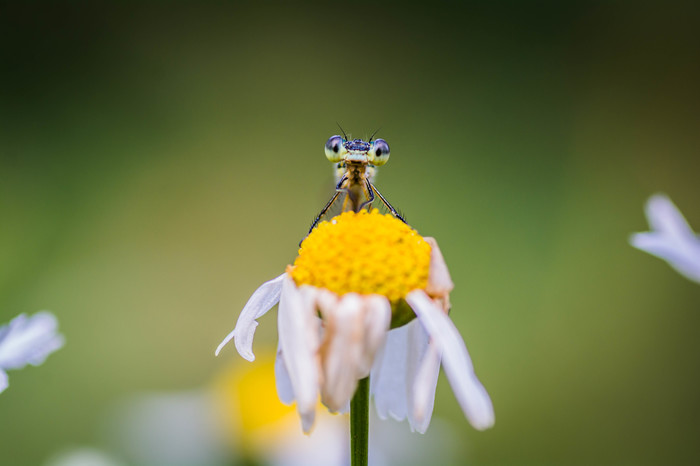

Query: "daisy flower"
(0, 311), (64, 394)
(630, 194), (700, 284)
(216, 209), (494, 434)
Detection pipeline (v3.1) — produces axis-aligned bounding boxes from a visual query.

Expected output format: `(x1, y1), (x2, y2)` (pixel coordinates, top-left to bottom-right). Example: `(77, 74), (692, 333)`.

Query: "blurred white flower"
(216, 211), (494, 434)
(0, 311), (64, 393)
(106, 391), (230, 466)
(103, 358), (347, 466)
(630, 194), (700, 283)
(44, 447), (125, 466)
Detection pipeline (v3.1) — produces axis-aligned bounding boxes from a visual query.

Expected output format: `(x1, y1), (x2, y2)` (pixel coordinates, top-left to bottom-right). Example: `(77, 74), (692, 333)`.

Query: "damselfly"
(306, 131), (406, 238)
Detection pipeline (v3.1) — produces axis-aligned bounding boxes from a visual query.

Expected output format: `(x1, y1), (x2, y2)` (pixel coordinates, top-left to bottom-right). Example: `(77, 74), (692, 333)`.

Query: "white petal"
(358, 295), (391, 376)
(337, 400), (350, 414)
(630, 195), (700, 283)
(410, 338), (441, 434)
(405, 319), (432, 433)
(423, 237), (454, 298)
(278, 280), (321, 433)
(0, 312), (64, 370)
(0, 369), (7, 394)
(371, 318), (437, 432)
(319, 293), (364, 412)
(407, 290), (495, 431)
(630, 232), (700, 282)
(275, 343), (295, 405)
(371, 323), (411, 422)
(316, 287), (340, 312)
(645, 194), (693, 238)
(215, 273), (285, 360)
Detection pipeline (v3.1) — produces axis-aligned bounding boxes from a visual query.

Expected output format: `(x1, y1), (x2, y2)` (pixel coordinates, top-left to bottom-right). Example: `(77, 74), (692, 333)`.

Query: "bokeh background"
(2, 1), (700, 465)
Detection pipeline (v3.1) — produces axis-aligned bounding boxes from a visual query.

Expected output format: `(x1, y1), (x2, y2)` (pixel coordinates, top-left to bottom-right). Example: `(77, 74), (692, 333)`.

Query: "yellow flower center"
(290, 210), (431, 302)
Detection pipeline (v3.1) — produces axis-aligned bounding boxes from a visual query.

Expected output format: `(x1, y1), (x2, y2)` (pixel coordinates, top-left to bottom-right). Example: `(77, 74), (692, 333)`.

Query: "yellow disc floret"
(291, 209), (431, 302)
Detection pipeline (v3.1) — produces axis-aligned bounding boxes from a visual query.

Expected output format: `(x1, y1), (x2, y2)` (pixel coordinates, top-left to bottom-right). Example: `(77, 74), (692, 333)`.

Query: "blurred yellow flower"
(214, 356), (293, 434)
(212, 355), (348, 465)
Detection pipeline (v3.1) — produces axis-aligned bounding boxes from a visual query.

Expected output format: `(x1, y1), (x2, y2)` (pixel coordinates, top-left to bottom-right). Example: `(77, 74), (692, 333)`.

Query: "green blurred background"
(1, 1), (700, 465)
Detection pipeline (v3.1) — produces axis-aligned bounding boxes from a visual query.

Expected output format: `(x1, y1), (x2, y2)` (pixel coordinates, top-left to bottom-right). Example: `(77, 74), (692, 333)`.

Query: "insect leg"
(302, 176), (347, 244)
(368, 181), (406, 223)
(358, 178), (375, 211)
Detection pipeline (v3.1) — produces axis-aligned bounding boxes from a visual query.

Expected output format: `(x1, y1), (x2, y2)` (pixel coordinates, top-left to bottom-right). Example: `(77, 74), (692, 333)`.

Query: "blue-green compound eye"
(324, 135), (346, 162)
(369, 139), (390, 166)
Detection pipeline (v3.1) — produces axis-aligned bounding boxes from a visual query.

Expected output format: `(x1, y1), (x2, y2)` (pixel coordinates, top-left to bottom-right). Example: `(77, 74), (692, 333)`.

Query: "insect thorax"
(335, 161), (376, 185)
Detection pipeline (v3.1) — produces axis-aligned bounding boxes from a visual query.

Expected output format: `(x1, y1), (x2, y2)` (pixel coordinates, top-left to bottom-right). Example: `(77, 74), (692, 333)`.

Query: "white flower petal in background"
(44, 447), (125, 466)
(630, 194), (700, 283)
(264, 414), (347, 466)
(106, 391), (230, 466)
(369, 411), (462, 466)
(0, 312), (64, 369)
(0, 311), (64, 394)
(0, 369), (8, 393)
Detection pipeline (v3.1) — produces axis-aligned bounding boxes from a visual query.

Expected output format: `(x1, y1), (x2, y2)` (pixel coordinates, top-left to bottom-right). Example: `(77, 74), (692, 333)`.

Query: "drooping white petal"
(406, 290), (495, 431)
(371, 322), (411, 422)
(0, 312), (64, 370)
(215, 273), (285, 360)
(371, 318), (439, 433)
(275, 343), (295, 405)
(410, 339), (441, 434)
(630, 195), (700, 283)
(319, 293), (365, 412)
(358, 295), (391, 376)
(405, 319), (435, 433)
(278, 280), (321, 433)
(0, 369), (8, 394)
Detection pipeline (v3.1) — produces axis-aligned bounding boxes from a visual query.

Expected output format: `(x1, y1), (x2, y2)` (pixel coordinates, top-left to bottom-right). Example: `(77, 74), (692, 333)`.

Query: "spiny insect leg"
(358, 178), (375, 211)
(369, 180), (406, 223)
(301, 176), (347, 244)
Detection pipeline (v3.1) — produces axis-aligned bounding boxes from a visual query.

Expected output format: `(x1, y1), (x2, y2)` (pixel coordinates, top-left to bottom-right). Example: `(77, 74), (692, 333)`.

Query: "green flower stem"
(350, 376), (370, 466)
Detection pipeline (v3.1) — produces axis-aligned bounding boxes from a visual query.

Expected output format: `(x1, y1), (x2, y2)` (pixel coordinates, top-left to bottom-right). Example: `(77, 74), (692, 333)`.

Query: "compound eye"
(324, 135), (346, 162)
(369, 139), (390, 166)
